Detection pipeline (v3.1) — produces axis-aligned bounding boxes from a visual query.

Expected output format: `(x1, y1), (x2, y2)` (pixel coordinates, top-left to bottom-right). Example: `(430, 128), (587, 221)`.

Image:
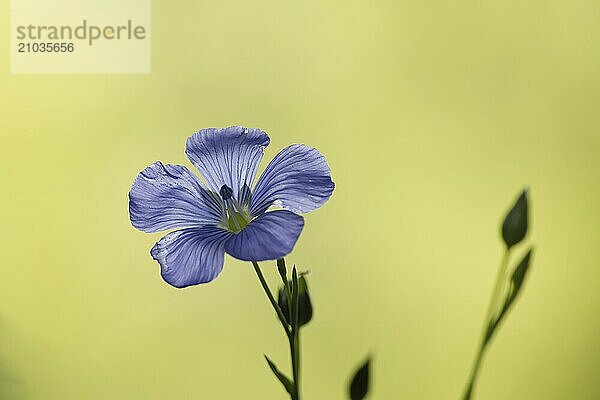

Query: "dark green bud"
(278, 275), (313, 328)
(502, 189), (529, 249)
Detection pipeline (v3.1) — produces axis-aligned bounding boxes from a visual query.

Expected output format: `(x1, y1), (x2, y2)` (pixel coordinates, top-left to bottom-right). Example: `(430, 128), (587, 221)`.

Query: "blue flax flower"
(129, 127), (335, 288)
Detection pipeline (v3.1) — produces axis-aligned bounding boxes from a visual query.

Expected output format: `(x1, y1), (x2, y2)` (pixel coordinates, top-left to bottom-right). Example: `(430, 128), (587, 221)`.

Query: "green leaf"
(484, 248), (534, 346)
(278, 274), (313, 328)
(349, 358), (371, 400)
(508, 248), (533, 303)
(502, 189), (529, 249)
(264, 355), (295, 396)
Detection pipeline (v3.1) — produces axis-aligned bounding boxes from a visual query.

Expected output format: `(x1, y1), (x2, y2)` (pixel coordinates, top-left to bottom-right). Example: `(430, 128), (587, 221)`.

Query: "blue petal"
(151, 226), (232, 288)
(129, 162), (225, 233)
(250, 144), (335, 216)
(186, 126), (270, 200)
(224, 210), (304, 261)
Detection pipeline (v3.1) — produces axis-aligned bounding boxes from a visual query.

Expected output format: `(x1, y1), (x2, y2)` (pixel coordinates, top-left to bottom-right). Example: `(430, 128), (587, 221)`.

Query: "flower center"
(220, 184), (251, 233)
(220, 185), (234, 200)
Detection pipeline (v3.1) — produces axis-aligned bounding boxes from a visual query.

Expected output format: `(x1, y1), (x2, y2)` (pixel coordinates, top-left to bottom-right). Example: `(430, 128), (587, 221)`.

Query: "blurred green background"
(1, 0), (599, 398)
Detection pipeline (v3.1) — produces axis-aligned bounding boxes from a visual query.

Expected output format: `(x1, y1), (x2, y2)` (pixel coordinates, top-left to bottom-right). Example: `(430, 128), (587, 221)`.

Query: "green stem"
(252, 260), (301, 400)
(295, 330), (301, 399)
(252, 261), (290, 335)
(461, 250), (510, 400)
(290, 266), (301, 400)
(286, 332), (299, 400)
(484, 251), (511, 324)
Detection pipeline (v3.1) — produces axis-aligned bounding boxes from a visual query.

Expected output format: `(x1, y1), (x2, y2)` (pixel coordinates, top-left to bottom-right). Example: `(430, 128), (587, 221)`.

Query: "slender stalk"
(252, 259), (301, 400)
(295, 330), (301, 399)
(252, 261), (290, 335)
(461, 250), (510, 400)
(290, 269), (300, 399)
(484, 251), (511, 324)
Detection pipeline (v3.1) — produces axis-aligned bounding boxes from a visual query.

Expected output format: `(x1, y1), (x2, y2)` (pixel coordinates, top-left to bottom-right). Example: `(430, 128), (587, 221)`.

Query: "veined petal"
(129, 162), (224, 233)
(186, 126), (270, 200)
(151, 226), (232, 288)
(224, 210), (304, 261)
(250, 144), (335, 216)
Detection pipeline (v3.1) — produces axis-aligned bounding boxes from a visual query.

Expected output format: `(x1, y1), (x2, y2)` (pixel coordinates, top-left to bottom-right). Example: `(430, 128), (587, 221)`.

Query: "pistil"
(220, 184), (251, 233)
